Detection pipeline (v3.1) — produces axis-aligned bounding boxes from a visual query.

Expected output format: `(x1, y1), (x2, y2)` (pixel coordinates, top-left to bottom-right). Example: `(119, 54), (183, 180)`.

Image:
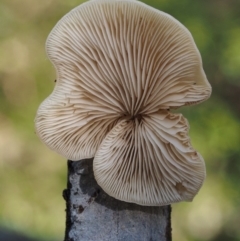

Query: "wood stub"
(64, 159), (172, 241)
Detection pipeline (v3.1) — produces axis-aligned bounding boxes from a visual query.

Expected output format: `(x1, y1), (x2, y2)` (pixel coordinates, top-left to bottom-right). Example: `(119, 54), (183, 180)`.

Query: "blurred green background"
(0, 0), (240, 240)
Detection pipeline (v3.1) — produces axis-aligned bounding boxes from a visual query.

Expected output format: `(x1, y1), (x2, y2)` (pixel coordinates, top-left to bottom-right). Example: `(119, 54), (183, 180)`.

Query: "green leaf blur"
(0, 0), (239, 240)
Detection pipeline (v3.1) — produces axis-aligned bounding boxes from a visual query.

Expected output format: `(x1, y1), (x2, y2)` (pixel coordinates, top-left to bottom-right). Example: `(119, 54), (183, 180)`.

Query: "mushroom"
(35, 0), (211, 206)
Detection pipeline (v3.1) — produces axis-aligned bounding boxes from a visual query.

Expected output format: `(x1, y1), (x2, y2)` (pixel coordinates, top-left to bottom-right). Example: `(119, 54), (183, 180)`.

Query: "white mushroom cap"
(35, 0), (211, 205)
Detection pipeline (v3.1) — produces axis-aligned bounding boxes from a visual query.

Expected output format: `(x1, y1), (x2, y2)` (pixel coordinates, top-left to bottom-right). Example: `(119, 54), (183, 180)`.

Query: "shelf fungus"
(35, 0), (211, 206)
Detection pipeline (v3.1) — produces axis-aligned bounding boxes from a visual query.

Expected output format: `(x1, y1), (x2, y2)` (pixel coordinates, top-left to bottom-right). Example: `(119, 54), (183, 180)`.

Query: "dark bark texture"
(64, 159), (172, 241)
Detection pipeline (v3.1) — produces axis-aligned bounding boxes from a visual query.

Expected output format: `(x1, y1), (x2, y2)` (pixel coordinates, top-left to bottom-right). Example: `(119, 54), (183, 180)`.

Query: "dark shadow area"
(209, 231), (237, 241)
(0, 227), (43, 241)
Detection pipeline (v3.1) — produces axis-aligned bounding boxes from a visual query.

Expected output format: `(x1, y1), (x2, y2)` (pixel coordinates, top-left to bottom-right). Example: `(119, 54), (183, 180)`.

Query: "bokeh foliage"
(0, 0), (240, 240)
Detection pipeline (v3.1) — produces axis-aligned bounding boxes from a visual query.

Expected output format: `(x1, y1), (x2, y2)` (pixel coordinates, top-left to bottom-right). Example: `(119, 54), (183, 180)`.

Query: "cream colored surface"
(35, 0), (211, 205)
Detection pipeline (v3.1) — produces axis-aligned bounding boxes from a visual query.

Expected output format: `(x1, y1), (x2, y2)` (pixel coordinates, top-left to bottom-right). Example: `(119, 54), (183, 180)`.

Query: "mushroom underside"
(94, 111), (205, 206)
(35, 0), (211, 206)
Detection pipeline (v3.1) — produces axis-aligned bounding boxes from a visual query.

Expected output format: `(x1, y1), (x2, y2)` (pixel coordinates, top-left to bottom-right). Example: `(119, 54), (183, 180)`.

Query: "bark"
(63, 159), (172, 241)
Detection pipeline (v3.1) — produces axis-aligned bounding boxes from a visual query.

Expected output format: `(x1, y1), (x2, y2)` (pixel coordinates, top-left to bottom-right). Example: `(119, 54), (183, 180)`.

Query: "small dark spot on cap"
(175, 182), (187, 195)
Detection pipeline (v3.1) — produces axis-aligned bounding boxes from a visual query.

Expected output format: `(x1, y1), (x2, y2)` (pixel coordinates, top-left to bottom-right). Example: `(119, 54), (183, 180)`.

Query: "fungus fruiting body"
(35, 0), (211, 206)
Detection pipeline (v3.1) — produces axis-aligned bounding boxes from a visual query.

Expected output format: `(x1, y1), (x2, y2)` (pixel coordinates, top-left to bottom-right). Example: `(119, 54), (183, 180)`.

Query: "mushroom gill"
(94, 111), (205, 206)
(35, 0), (211, 206)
